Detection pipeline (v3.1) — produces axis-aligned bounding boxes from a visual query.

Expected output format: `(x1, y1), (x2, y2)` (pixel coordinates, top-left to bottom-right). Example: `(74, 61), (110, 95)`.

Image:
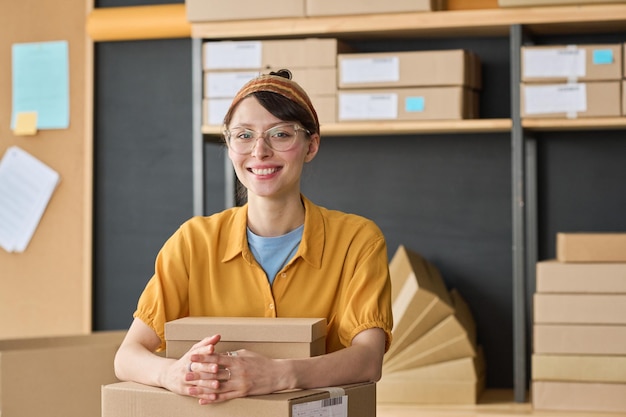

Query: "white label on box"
(205, 72), (259, 98)
(340, 57), (400, 84)
(339, 93), (398, 120)
(207, 98), (233, 125)
(524, 83), (587, 115)
(523, 48), (586, 79)
(204, 41), (262, 70)
(292, 395), (348, 417)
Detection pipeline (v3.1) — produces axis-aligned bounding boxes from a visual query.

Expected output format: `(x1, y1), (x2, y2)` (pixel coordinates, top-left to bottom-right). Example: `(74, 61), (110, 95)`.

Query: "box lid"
(165, 317), (326, 342)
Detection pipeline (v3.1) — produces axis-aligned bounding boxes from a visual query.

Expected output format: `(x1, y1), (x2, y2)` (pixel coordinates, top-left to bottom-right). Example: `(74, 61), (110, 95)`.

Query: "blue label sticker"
(405, 96), (425, 112)
(592, 49), (613, 65)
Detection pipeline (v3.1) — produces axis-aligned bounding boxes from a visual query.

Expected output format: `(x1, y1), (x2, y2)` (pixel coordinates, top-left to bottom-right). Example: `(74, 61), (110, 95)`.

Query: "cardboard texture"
(521, 44), (623, 82)
(521, 81), (621, 118)
(534, 324), (626, 355)
(532, 381), (626, 414)
(338, 87), (478, 121)
(532, 354), (626, 383)
(384, 245), (453, 361)
(378, 351), (485, 404)
(0, 331), (125, 417)
(623, 80), (626, 116)
(102, 381), (376, 417)
(165, 317), (326, 359)
(557, 232), (626, 262)
(536, 259), (626, 293)
(499, 0), (626, 6)
(534, 293), (626, 324)
(186, 0), (305, 22)
(383, 289), (477, 373)
(338, 50), (481, 89)
(306, 0), (440, 16)
(203, 38), (348, 71)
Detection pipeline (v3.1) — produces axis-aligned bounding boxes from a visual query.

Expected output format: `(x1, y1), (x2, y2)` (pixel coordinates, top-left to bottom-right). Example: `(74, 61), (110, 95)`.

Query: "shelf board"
(522, 117), (626, 131)
(191, 4), (626, 40)
(202, 119), (512, 140)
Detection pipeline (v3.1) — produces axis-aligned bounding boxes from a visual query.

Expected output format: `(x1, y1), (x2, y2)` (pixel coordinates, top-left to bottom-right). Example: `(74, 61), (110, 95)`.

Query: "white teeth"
(251, 167), (278, 175)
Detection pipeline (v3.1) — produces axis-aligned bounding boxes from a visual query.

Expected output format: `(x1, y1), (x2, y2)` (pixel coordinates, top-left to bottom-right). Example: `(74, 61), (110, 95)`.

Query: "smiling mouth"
(249, 167), (280, 175)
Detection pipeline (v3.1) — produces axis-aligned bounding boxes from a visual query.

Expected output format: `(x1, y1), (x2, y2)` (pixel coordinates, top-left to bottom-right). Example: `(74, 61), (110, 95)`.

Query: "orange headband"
(227, 73), (320, 133)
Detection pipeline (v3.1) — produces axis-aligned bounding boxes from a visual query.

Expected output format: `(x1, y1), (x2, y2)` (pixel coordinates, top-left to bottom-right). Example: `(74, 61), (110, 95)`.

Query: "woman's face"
(226, 96), (319, 201)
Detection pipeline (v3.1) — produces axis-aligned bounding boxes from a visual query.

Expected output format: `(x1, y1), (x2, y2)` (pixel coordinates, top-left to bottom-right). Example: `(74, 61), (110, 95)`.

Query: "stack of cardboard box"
(532, 232), (626, 413)
(520, 44), (623, 119)
(202, 38), (346, 127)
(336, 49), (481, 122)
(102, 317), (377, 417)
(377, 245), (485, 404)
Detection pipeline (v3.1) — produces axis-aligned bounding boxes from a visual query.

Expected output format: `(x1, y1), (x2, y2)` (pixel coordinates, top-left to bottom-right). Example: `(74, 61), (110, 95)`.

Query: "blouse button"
(281, 272), (287, 278)
(269, 303), (275, 310)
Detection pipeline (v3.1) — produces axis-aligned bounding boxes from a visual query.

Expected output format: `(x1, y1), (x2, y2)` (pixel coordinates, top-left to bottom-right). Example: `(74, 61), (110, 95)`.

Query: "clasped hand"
(170, 334), (288, 404)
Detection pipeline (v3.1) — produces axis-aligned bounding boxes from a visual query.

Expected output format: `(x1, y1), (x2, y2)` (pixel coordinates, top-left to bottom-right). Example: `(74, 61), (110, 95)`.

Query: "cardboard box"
(306, 0), (440, 16)
(204, 94), (337, 126)
(203, 38), (347, 71)
(378, 351), (485, 404)
(0, 331), (125, 417)
(532, 354), (626, 383)
(534, 324), (626, 355)
(521, 81), (621, 118)
(338, 87), (478, 122)
(532, 381), (626, 414)
(338, 50), (481, 89)
(522, 44), (623, 82)
(165, 317), (326, 359)
(557, 232), (626, 262)
(499, 0), (626, 6)
(102, 381), (376, 417)
(534, 293), (626, 324)
(186, 0), (305, 22)
(383, 289), (477, 373)
(623, 80), (626, 116)
(384, 245), (454, 362)
(204, 68), (337, 99)
(536, 259), (626, 293)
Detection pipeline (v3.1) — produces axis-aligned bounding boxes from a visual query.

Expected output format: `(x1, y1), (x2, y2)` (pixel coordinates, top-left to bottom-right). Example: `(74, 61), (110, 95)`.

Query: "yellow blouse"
(134, 195), (393, 353)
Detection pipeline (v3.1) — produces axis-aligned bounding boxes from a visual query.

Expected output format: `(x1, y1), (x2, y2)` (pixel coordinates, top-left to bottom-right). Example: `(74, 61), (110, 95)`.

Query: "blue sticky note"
(11, 41), (70, 129)
(592, 49), (613, 65)
(405, 96), (425, 112)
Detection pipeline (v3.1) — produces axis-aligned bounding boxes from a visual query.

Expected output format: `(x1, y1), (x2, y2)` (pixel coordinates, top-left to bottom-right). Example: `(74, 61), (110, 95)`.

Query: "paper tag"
(338, 93), (398, 120)
(205, 71), (259, 98)
(340, 57), (399, 84)
(292, 395), (348, 417)
(524, 83), (587, 115)
(523, 48), (586, 79)
(204, 41), (262, 70)
(405, 96), (425, 112)
(207, 98), (233, 125)
(592, 49), (613, 65)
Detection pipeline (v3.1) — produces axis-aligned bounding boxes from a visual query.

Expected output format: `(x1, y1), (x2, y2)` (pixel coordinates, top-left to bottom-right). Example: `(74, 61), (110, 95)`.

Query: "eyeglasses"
(223, 124), (310, 155)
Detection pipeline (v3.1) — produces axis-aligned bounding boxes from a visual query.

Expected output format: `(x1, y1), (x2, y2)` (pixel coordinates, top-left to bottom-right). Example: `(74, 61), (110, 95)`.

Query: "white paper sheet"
(523, 47), (586, 79)
(0, 146), (60, 253)
(524, 83), (587, 115)
(338, 93), (398, 120)
(340, 56), (400, 84)
(204, 41), (262, 70)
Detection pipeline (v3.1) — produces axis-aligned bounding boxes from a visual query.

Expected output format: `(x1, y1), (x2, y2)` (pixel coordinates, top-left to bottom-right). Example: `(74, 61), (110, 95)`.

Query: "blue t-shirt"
(247, 224), (304, 285)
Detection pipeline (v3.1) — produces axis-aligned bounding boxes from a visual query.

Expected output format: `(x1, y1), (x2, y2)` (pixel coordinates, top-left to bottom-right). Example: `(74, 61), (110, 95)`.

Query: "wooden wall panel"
(0, 0), (92, 338)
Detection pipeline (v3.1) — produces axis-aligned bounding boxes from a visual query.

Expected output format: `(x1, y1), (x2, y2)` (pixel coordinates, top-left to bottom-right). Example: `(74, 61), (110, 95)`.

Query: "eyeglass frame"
(222, 123), (311, 155)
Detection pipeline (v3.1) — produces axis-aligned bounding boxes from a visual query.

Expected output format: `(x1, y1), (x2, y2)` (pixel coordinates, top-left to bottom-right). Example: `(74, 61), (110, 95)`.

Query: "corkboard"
(0, 0), (93, 338)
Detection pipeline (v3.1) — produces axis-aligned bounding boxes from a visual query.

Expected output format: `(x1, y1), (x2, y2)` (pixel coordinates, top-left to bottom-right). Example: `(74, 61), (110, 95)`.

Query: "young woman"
(114, 69), (393, 404)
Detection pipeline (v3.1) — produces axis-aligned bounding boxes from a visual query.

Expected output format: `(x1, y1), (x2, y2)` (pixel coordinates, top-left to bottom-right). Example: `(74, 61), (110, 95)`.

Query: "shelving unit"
(190, 3), (626, 405)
